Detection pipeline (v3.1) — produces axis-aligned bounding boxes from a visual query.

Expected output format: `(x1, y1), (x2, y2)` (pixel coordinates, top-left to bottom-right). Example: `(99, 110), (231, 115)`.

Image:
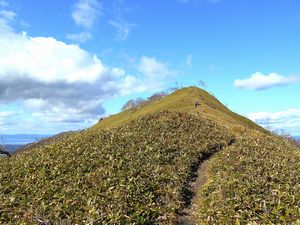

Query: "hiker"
(195, 101), (200, 108)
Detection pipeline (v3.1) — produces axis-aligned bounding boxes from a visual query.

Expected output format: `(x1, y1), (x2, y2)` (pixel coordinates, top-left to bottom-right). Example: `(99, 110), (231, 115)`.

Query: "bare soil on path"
(178, 159), (210, 225)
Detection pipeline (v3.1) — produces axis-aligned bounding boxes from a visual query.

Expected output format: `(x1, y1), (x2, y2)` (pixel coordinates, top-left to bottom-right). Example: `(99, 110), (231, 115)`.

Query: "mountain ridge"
(92, 86), (265, 133)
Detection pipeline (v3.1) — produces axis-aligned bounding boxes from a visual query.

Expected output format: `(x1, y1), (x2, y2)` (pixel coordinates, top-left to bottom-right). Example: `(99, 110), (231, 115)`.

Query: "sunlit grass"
(92, 86), (265, 133)
(1, 87), (296, 224)
(196, 129), (300, 224)
(0, 111), (234, 224)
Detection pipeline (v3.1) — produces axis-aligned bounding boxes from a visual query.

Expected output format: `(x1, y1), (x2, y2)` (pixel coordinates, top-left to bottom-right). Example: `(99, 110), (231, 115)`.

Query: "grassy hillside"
(0, 111), (234, 224)
(14, 131), (78, 155)
(196, 129), (300, 224)
(1, 86), (299, 224)
(13, 86), (264, 155)
(92, 86), (265, 133)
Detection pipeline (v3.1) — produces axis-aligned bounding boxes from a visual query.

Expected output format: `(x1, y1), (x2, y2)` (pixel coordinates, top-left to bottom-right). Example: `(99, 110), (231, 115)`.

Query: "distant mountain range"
(0, 134), (50, 145)
(294, 136), (300, 141)
(4, 145), (23, 153)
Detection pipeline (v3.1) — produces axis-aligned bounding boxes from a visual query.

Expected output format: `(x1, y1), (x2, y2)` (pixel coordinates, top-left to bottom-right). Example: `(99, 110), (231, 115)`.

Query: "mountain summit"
(93, 86), (264, 132)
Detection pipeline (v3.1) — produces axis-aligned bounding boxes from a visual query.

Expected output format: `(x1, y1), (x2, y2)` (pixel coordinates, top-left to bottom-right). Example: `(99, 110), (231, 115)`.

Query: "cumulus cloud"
(0, 19), (173, 132)
(137, 56), (175, 79)
(66, 31), (92, 43)
(248, 109), (300, 135)
(0, 30), (121, 125)
(72, 0), (101, 29)
(234, 72), (299, 90)
(0, 6), (175, 133)
(0, 33), (109, 84)
(0, 32), (170, 126)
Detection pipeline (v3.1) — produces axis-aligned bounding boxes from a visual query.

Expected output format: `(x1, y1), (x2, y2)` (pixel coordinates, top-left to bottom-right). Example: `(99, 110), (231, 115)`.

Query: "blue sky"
(0, 0), (299, 136)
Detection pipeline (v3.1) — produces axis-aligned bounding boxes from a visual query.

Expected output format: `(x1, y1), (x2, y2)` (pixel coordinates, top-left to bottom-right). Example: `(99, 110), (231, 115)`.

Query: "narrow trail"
(178, 159), (210, 225)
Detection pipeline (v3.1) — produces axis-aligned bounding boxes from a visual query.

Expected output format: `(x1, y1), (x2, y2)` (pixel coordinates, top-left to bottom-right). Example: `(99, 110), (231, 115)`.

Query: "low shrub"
(0, 111), (234, 224)
(197, 131), (300, 224)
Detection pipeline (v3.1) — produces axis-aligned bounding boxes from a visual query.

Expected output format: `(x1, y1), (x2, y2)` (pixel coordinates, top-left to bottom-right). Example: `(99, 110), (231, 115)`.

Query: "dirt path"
(178, 159), (210, 225)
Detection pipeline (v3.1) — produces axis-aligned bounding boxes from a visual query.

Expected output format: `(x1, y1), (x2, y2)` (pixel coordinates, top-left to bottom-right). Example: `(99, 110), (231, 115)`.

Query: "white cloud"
(137, 56), (175, 79)
(0, 111), (16, 118)
(0, 29), (120, 126)
(234, 72), (299, 90)
(0, 9), (16, 32)
(185, 54), (193, 68)
(72, 0), (101, 29)
(0, 10), (15, 20)
(0, 32), (171, 127)
(0, 110), (18, 132)
(248, 109), (300, 136)
(109, 0), (135, 41)
(109, 20), (135, 41)
(0, 7), (174, 133)
(0, 32), (101, 125)
(66, 31), (92, 43)
(29, 99), (105, 124)
(0, 33), (108, 84)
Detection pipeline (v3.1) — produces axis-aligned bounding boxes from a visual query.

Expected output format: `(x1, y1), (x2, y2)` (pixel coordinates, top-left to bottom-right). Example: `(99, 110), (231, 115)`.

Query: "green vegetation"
(92, 87), (265, 133)
(15, 131), (78, 155)
(1, 86), (299, 224)
(0, 111), (234, 224)
(196, 129), (300, 224)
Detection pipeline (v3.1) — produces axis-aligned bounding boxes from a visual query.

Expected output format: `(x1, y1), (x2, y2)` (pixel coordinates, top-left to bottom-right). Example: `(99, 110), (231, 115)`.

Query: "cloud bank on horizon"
(248, 109), (300, 136)
(235, 72), (300, 134)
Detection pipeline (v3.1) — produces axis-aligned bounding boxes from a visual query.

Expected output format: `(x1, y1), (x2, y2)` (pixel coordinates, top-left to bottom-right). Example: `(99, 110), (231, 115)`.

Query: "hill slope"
(196, 129), (300, 224)
(92, 86), (265, 133)
(0, 111), (234, 224)
(0, 87), (299, 224)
